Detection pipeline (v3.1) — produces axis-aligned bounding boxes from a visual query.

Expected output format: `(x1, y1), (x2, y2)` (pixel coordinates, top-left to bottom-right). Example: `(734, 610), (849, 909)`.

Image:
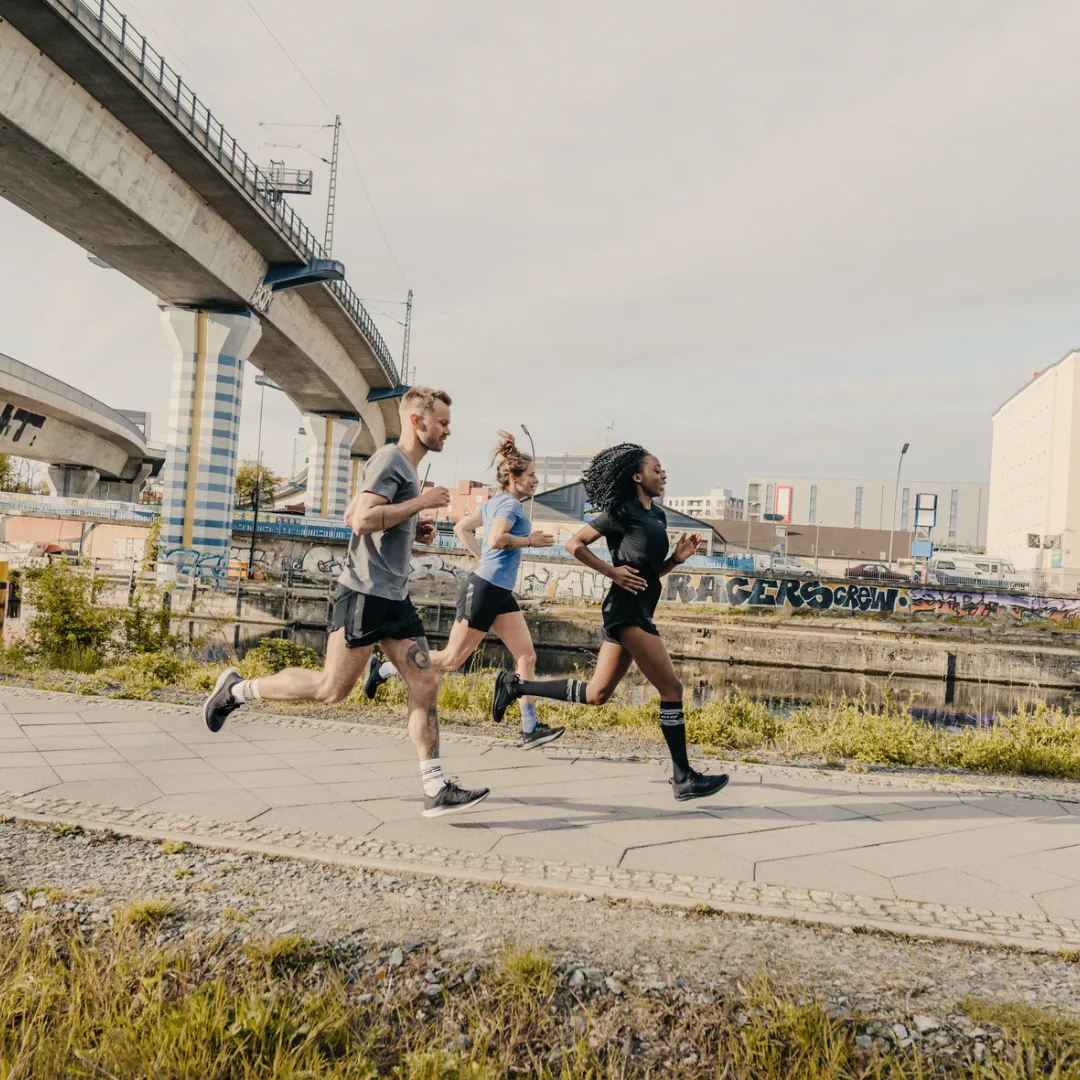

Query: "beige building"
(987, 350), (1080, 581)
(664, 488), (744, 520)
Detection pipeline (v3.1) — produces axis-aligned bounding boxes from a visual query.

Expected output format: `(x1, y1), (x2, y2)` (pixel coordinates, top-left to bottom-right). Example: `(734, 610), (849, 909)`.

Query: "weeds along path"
(3, 819), (1080, 1077)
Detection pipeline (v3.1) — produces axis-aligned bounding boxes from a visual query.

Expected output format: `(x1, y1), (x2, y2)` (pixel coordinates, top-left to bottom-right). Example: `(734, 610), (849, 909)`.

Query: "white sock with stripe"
(420, 758), (446, 797)
(230, 679), (261, 703)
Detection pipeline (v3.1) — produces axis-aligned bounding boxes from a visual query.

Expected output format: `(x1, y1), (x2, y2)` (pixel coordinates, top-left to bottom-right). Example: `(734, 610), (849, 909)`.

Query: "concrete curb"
(4, 793), (1078, 957)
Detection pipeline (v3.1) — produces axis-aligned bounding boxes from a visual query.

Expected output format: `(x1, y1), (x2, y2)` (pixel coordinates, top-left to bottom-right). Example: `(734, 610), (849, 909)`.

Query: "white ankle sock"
(379, 661), (398, 679)
(231, 679), (261, 703)
(520, 701), (538, 734)
(420, 758), (445, 797)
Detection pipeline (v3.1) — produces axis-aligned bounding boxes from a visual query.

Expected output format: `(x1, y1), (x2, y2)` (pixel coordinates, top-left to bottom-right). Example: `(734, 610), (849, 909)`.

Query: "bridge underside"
(0, 13), (398, 454)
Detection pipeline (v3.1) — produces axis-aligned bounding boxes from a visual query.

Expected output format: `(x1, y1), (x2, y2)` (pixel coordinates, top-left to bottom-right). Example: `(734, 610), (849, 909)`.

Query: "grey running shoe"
(204, 667), (242, 733)
(670, 770), (729, 802)
(363, 653), (389, 700)
(492, 670), (520, 724)
(521, 722), (565, 750)
(422, 779), (490, 818)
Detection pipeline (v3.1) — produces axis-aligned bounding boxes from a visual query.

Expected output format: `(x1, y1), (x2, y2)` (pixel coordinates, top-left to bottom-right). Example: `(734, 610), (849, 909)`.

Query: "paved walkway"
(2, 688), (1080, 950)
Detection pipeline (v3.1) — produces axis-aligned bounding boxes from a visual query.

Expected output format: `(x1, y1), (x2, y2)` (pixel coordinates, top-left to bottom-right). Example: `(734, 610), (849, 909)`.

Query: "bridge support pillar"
(349, 454), (368, 501)
(303, 414), (360, 520)
(160, 308), (262, 564)
(46, 466), (100, 498)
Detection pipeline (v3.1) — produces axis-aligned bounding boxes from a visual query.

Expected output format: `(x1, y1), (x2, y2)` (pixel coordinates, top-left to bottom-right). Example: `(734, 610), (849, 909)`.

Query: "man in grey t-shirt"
(203, 388), (491, 819)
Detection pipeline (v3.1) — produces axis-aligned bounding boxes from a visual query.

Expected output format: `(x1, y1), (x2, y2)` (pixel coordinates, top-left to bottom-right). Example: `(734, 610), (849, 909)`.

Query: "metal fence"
(53, 0), (399, 386)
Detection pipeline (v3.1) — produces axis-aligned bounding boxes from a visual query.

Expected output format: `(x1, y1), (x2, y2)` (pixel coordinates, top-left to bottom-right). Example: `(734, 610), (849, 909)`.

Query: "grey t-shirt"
(338, 445), (420, 600)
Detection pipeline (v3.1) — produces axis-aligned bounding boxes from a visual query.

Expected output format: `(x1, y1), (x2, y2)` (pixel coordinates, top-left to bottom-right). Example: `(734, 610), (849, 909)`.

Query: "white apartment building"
(664, 488), (745, 520)
(744, 476), (988, 550)
(987, 350), (1080, 577)
(533, 447), (602, 493)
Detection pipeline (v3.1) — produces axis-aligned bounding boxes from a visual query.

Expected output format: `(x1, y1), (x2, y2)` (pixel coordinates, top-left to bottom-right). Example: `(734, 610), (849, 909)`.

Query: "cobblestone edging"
(3, 788), (1079, 955)
(9, 684), (1080, 805)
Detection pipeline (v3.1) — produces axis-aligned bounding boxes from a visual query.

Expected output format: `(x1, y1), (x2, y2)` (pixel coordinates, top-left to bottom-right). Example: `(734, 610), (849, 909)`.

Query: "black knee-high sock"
(660, 700), (691, 782)
(514, 677), (589, 704)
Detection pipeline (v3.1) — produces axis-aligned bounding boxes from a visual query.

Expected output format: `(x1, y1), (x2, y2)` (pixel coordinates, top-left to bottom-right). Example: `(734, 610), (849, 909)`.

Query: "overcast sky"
(5, 0), (1080, 494)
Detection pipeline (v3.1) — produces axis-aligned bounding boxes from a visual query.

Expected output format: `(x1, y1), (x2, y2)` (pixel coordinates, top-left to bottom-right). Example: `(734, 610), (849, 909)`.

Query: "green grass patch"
(115, 898), (175, 932)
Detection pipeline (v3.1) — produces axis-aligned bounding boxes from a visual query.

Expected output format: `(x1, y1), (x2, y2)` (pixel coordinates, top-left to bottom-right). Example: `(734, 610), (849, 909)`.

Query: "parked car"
(760, 554), (816, 578)
(844, 562), (909, 583)
(928, 555), (1028, 592)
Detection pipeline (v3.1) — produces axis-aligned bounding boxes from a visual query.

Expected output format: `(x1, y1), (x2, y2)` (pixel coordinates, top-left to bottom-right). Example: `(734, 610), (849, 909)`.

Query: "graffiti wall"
(157, 538), (1080, 623)
(520, 564), (608, 601)
(908, 587), (1080, 621)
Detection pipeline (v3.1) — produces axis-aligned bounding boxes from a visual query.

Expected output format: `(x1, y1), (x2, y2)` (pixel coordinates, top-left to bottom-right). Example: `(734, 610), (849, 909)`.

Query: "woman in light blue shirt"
(364, 432), (564, 749)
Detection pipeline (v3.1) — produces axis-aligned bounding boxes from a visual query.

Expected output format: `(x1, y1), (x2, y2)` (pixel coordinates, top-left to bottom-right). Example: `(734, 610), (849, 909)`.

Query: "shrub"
(24, 559), (116, 670)
(244, 637), (321, 674)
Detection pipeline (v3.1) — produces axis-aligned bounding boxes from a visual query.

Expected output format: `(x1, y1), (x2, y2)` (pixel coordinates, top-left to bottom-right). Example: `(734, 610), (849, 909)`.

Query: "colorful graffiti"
(663, 572), (911, 613)
(908, 588), (1080, 621)
(520, 564), (608, 600)
(725, 576), (910, 614)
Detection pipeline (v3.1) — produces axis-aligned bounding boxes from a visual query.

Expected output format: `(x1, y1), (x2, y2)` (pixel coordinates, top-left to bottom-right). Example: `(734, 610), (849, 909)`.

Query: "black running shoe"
(670, 770), (730, 802)
(204, 667), (243, 733)
(422, 779), (491, 818)
(363, 653), (390, 700)
(492, 670), (520, 724)
(521, 722), (565, 750)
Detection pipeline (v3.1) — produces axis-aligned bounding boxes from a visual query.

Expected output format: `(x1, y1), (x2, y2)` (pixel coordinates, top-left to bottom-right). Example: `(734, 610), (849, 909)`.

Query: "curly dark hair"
(582, 443), (650, 520)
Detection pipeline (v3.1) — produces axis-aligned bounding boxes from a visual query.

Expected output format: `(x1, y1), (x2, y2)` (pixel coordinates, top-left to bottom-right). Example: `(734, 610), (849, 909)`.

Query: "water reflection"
(191, 620), (1078, 725)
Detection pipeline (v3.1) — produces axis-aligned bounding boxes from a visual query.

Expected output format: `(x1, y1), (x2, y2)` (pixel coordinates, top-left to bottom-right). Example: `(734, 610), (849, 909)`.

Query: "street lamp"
(249, 374), (284, 577)
(887, 442), (910, 568)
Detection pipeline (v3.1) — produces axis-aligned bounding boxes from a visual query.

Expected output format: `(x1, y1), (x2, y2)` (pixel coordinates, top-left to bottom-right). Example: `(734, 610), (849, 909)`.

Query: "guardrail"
(53, 0), (399, 387)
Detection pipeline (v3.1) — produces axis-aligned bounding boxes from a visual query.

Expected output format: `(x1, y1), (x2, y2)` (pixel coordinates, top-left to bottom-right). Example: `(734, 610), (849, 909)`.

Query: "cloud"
(4, 0), (1080, 497)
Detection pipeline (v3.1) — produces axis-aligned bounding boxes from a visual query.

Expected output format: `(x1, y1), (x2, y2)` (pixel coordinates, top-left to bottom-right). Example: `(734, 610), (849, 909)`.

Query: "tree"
(235, 460), (279, 508)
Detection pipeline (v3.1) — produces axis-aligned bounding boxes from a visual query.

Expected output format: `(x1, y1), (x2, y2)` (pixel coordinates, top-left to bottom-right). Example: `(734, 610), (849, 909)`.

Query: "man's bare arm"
(345, 487), (449, 536)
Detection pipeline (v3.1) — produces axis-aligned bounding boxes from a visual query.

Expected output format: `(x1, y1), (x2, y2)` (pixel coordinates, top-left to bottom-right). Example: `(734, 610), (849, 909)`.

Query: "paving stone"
(892, 868), (1049, 918)
(756, 855), (895, 899)
(0, 766), (59, 794)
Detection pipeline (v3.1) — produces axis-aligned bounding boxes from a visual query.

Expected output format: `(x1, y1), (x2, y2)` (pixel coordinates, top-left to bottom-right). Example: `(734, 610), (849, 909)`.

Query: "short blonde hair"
(400, 386), (451, 418)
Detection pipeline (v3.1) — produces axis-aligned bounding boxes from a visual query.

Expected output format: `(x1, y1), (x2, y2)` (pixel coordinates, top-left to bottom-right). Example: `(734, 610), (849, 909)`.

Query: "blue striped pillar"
(160, 308), (262, 564)
(303, 414), (361, 519)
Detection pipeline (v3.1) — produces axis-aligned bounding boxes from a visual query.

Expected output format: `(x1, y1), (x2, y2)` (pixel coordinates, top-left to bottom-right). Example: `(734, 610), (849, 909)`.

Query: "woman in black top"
(492, 444), (729, 802)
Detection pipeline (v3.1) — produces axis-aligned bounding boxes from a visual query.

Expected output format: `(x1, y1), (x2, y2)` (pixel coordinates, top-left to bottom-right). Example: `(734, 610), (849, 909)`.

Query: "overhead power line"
(240, 0), (334, 116)
(342, 131), (407, 287)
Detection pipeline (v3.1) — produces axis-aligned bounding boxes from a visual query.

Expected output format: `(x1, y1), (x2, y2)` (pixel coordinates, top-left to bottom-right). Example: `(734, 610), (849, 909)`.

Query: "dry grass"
(2, 916), (1054, 1079)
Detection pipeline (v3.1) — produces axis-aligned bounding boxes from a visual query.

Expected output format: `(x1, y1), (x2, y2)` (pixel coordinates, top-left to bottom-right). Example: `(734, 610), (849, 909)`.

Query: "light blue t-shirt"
(474, 492), (531, 589)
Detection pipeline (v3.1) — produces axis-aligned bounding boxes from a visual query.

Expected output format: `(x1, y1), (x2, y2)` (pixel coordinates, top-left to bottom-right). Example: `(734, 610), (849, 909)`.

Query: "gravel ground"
(3, 819), (1079, 1061)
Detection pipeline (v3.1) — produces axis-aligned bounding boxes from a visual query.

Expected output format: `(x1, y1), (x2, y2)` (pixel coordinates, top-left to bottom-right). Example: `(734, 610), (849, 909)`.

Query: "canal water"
(191, 620), (1078, 725)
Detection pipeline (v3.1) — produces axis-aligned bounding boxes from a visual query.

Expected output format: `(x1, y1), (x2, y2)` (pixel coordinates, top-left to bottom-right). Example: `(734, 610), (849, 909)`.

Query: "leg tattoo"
(405, 637), (432, 671)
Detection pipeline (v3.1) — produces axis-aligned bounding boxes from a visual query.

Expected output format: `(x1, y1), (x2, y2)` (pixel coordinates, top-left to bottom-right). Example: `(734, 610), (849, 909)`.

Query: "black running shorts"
(455, 573), (520, 633)
(329, 584), (426, 648)
(601, 581), (662, 645)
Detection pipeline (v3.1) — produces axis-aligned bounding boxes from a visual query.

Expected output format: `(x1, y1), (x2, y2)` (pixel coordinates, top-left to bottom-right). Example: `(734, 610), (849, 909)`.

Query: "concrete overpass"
(0, 351), (164, 499)
(0, 0), (406, 555)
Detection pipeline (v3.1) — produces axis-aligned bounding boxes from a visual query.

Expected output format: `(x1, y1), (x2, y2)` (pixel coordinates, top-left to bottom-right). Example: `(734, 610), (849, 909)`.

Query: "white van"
(928, 555), (1028, 591)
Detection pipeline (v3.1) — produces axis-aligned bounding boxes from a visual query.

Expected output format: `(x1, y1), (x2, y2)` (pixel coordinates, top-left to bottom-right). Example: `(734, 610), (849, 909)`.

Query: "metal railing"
(54, 0), (399, 387)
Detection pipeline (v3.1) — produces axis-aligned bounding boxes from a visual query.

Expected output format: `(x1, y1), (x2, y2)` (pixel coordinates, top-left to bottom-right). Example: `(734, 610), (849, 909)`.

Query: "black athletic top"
(591, 500), (670, 630)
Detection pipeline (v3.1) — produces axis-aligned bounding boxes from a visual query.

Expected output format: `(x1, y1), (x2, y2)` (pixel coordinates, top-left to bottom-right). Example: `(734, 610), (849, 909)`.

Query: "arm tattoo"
(405, 637), (432, 671)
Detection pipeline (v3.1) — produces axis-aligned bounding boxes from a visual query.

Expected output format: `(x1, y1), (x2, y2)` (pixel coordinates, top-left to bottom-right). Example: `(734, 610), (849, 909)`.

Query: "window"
(949, 489), (958, 540)
(900, 488), (910, 530)
(765, 483), (775, 519)
(808, 485), (818, 524)
(854, 485), (863, 527)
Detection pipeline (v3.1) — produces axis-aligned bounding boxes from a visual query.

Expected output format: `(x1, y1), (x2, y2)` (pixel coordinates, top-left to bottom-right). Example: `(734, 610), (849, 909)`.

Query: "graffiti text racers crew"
(492, 443), (730, 802)
(202, 388), (491, 819)
(364, 431), (566, 750)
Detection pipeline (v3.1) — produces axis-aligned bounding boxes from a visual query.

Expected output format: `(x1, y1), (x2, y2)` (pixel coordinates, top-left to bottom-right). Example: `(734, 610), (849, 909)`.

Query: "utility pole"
(401, 288), (413, 384)
(887, 441), (910, 568)
(323, 114), (341, 256)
